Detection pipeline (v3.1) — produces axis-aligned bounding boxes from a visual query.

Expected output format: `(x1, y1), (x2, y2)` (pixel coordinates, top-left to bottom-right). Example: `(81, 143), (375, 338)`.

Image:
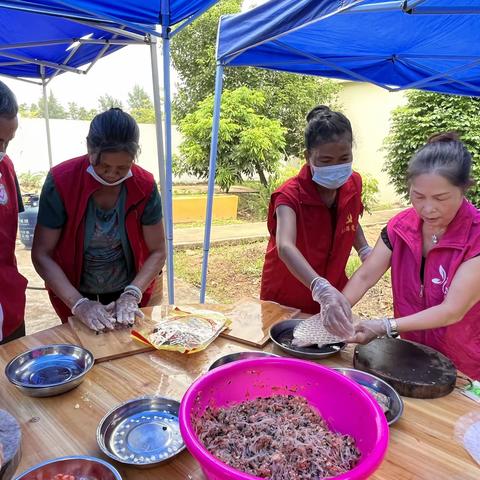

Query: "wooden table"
(0, 324), (478, 480)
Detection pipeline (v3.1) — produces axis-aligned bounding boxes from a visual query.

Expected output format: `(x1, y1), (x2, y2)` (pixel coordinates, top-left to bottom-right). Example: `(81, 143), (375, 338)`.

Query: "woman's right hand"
(311, 277), (355, 338)
(73, 299), (115, 331)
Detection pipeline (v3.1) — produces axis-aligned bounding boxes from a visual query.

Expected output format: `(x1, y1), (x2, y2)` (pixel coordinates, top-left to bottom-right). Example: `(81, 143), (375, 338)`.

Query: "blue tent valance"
(217, 0), (480, 97)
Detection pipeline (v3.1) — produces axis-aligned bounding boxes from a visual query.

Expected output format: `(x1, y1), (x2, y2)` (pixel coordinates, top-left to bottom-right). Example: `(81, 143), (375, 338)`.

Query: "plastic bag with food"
(454, 411), (480, 466)
(131, 306), (231, 354)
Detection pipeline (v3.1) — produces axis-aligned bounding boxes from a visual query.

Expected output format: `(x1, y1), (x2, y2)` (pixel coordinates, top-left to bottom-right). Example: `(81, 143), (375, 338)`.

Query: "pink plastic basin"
(180, 357), (389, 480)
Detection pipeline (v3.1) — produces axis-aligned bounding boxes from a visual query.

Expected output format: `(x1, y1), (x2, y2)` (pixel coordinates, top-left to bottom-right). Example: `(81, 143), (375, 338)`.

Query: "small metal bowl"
(5, 344), (94, 397)
(269, 319), (345, 359)
(13, 455), (122, 480)
(97, 396), (185, 468)
(333, 368), (404, 425)
(208, 351), (279, 371)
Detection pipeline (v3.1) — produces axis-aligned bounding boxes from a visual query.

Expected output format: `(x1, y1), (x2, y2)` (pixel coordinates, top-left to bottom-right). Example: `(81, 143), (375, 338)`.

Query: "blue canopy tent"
(200, 0), (480, 300)
(0, 0), (220, 303)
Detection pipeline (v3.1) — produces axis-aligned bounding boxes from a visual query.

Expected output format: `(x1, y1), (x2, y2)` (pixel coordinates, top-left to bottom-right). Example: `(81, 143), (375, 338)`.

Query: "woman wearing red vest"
(260, 106), (371, 332)
(338, 133), (480, 379)
(0, 81), (28, 344)
(32, 109), (166, 332)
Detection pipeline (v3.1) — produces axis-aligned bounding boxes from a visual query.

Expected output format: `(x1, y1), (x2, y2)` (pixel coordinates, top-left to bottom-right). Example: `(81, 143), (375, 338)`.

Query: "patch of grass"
(346, 255), (362, 278)
(174, 241), (267, 304)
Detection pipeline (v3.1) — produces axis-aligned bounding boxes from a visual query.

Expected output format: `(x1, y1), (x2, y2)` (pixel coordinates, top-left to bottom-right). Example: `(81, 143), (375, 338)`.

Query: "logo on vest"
(0, 182), (8, 206)
(342, 213), (356, 233)
(432, 265), (448, 295)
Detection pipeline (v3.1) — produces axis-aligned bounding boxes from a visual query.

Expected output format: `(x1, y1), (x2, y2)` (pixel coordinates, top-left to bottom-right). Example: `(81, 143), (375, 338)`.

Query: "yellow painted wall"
(172, 195), (239, 223)
(338, 82), (407, 205)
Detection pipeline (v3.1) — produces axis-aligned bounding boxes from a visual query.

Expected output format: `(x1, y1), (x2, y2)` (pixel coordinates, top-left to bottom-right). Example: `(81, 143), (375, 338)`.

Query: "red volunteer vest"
(261, 164), (363, 313)
(48, 155), (156, 322)
(0, 155), (27, 338)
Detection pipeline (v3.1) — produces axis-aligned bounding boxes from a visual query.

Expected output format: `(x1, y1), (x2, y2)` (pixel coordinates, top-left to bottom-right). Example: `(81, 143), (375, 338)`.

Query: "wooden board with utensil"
(354, 337), (457, 398)
(68, 317), (153, 363)
(158, 299), (300, 348)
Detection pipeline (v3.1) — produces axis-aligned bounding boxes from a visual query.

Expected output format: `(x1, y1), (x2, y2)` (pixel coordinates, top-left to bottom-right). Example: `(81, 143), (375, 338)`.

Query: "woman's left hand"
(347, 319), (387, 344)
(115, 292), (145, 325)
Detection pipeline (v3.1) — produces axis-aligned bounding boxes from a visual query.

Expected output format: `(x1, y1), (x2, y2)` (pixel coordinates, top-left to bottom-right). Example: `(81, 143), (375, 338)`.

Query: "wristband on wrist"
(71, 297), (89, 315)
(123, 285), (142, 302)
(309, 276), (321, 291)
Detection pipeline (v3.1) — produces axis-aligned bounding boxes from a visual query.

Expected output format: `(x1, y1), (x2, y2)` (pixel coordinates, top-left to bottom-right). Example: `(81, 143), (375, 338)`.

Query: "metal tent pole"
(161, 30), (175, 304)
(40, 67), (53, 169)
(149, 39), (172, 302)
(200, 65), (224, 303)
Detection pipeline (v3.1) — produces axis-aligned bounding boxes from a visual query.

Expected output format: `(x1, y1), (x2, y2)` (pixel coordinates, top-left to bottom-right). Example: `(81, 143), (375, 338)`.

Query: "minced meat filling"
(194, 395), (361, 479)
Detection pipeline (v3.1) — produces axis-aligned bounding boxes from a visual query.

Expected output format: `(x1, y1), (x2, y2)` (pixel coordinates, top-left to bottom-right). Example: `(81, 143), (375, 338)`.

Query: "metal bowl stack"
(5, 344), (94, 397)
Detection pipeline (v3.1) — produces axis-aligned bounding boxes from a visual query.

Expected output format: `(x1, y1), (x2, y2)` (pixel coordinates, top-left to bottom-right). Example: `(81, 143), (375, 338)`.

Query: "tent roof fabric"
(0, 8), (127, 79)
(0, 0), (219, 28)
(0, 0), (219, 80)
(217, 0), (480, 96)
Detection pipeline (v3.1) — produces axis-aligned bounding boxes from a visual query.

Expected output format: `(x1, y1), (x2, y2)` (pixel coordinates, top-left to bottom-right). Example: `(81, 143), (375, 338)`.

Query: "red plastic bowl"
(180, 357), (388, 480)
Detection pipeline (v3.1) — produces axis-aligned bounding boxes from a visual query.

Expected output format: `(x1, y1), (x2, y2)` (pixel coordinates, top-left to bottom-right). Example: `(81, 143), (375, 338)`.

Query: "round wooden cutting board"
(353, 338), (457, 398)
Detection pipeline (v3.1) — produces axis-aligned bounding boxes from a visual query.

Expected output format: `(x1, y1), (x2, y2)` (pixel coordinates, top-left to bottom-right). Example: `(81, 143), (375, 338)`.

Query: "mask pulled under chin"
(311, 162), (353, 190)
(86, 164), (132, 186)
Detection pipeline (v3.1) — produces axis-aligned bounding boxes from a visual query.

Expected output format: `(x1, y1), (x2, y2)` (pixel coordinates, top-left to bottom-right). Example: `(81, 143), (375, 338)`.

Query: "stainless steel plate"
(97, 396), (185, 467)
(13, 455), (122, 480)
(270, 319), (345, 359)
(208, 351), (279, 371)
(333, 367), (404, 425)
(5, 344), (94, 397)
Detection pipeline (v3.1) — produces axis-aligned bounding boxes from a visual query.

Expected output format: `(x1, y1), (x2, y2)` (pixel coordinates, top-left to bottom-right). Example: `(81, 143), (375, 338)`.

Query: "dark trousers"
(1, 322), (26, 345)
(80, 291), (123, 306)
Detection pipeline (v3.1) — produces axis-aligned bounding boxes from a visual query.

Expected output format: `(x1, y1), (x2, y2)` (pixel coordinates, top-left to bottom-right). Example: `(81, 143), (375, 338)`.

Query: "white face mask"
(86, 164), (132, 186)
(311, 162), (353, 190)
(0, 152), (5, 163)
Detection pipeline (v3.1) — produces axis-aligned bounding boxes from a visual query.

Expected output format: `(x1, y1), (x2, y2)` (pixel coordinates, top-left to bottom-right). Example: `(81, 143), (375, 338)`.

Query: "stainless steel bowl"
(97, 396), (185, 468)
(5, 344), (94, 397)
(208, 351), (279, 371)
(269, 319), (345, 359)
(13, 455), (122, 480)
(333, 368), (404, 425)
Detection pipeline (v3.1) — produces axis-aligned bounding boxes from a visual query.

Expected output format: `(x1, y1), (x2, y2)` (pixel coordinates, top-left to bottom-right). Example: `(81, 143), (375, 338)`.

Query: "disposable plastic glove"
(115, 292), (145, 325)
(347, 318), (387, 344)
(311, 277), (354, 338)
(357, 244), (373, 263)
(74, 299), (115, 331)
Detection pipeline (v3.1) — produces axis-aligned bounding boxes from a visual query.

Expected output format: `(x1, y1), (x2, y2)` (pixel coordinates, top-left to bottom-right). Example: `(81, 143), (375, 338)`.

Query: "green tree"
(98, 94), (123, 111)
(18, 102), (41, 118)
(38, 91), (67, 119)
(384, 90), (480, 207)
(127, 85), (155, 123)
(176, 87), (286, 192)
(171, 0), (339, 157)
(67, 102), (97, 121)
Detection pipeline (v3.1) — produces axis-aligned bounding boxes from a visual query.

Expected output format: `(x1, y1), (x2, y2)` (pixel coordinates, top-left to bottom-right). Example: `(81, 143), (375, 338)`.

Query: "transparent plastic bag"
(132, 305), (230, 354)
(454, 411), (480, 466)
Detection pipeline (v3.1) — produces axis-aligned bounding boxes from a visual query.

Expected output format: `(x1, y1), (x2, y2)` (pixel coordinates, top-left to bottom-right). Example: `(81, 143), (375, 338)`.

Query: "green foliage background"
(384, 90), (480, 206)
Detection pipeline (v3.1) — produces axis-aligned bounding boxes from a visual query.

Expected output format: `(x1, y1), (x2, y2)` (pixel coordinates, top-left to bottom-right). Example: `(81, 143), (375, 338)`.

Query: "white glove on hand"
(357, 245), (373, 263)
(311, 277), (354, 338)
(347, 318), (388, 344)
(115, 292), (144, 325)
(73, 299), (115, 331)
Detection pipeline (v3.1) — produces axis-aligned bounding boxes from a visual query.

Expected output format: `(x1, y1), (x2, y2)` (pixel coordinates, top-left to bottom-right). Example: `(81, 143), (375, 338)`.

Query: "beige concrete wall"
(338, 82), (407, 206)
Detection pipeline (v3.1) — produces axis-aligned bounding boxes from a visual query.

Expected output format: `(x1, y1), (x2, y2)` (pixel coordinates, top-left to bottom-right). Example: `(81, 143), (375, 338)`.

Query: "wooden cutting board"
(354, 337), (457, 398)
(68, 317), (153, 363)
